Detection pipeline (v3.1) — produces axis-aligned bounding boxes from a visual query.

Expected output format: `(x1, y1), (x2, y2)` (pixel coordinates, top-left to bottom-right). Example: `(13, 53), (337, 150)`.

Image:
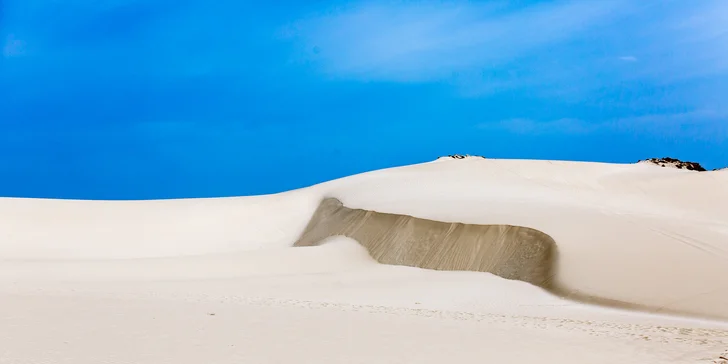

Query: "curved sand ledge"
(295, 198), (557, 287)
(294, 197), (716, 318)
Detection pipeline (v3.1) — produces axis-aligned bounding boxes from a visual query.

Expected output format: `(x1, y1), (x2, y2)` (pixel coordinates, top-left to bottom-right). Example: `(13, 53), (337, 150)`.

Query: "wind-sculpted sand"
(293, 197), (695, 315)
(295, 198), (557, 288)
(2, 158), (728, 363)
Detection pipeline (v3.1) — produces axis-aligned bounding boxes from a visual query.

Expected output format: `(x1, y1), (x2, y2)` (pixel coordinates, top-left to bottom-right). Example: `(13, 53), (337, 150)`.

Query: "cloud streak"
(285, 0), (728, 100)
(479, 110), (728, 141)
(286, 1), (627, 82)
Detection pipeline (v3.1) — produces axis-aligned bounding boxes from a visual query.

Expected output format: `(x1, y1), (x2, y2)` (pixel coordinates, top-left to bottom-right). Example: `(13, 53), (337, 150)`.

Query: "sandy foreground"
(1, 157), (727, 363)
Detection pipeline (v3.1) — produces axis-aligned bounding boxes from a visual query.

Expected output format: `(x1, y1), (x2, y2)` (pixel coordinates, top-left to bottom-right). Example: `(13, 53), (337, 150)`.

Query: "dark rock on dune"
(442, 154), (486, 159)
(638, 157), (706, 171)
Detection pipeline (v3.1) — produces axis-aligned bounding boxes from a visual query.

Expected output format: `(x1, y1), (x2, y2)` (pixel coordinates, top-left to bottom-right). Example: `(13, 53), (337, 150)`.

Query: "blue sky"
(1, 0), (727, 199)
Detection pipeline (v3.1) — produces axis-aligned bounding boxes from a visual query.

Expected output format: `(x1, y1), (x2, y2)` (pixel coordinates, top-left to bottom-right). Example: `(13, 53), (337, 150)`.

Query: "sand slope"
(1, 158), (728, 363)
(311, 158), (728, 320)
(295, 197), (556, 287)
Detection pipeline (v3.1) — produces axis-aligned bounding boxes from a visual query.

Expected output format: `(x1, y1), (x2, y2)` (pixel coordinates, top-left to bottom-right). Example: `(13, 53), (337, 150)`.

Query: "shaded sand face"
(295, 198), (557, 288)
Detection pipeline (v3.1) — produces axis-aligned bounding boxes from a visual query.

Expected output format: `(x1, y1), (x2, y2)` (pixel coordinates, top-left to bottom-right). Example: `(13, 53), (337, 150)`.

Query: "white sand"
(1, 158), (727, 363)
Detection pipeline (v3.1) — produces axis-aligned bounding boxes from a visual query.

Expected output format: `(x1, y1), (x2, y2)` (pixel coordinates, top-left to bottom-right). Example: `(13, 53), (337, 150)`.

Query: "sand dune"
(2, 158), (728, 363)
(312, 158), (728, 320)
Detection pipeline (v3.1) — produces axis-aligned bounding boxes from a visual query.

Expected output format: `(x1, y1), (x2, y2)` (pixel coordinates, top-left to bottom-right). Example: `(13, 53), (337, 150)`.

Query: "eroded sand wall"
(294, 198), (557, 288)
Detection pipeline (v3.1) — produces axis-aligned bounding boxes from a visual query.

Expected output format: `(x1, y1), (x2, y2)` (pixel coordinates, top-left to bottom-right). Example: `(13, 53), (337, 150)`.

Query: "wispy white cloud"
(611, 110), (728, 141)
(284, 0), (728, 103)
(615, 1), (728, 83)
(284, 1), (627, 82)
(478, 110), (728, 141)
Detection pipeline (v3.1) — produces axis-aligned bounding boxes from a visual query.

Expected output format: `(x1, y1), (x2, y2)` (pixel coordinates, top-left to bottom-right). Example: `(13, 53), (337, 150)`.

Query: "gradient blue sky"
(1, 0), (727, 199)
